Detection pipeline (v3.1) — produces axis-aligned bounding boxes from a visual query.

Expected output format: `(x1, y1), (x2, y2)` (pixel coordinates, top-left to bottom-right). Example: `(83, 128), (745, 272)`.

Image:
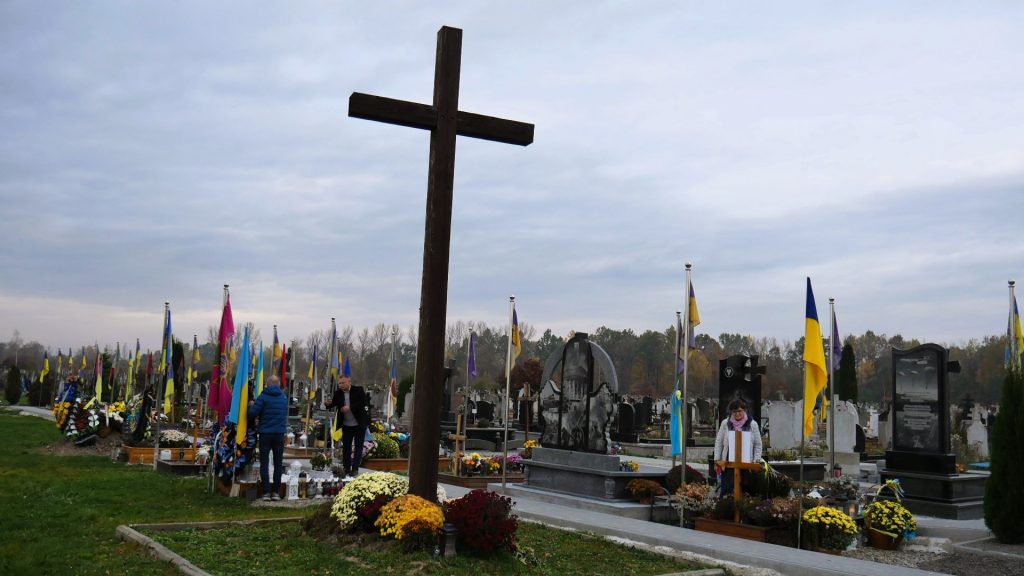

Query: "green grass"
(0, 410), (711, 576)
(0, 411), (298, 575)
(148, 520), (696, 576)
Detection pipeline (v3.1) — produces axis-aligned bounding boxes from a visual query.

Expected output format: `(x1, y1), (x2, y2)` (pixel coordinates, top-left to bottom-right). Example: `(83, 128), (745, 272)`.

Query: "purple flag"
(468, 332), (477, 378)
(831, 311), (842, 367)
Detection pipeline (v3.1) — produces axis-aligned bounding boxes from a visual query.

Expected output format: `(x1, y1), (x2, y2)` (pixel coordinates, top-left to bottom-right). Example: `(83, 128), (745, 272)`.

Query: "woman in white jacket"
(713, 398), (762, 496)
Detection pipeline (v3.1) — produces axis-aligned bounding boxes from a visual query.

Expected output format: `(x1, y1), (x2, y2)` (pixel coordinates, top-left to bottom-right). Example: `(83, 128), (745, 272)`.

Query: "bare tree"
(305, 329), (329, 363)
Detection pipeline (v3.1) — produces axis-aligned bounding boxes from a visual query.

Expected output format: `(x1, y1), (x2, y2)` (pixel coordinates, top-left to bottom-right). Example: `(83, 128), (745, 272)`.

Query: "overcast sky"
(2, 2), (1023, 353)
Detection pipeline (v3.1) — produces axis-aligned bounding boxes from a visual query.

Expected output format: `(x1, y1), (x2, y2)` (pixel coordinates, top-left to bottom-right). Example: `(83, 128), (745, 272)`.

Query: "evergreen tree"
(4, 366), (22, 405)
(835, 341), (858, 403)
(984, 369), (1024, 543)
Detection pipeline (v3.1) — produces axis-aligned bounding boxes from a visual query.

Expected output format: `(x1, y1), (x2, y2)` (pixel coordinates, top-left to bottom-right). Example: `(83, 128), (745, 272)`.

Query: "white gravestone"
(867, 409), (879, 439)
(827, 400), (858, 453)
(766, 400), (800, 451)
(966, 406), (989, 459)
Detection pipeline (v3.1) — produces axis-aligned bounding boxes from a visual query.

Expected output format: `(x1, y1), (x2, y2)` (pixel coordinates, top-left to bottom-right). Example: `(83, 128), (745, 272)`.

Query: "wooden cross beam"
(716, 430), (763, 523)
(348, 26), (533, 501)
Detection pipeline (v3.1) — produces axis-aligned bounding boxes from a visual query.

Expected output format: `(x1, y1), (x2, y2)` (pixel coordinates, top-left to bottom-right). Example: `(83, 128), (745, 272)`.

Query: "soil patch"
(301, 502), (400, 553)
(37, 432), (125, 458)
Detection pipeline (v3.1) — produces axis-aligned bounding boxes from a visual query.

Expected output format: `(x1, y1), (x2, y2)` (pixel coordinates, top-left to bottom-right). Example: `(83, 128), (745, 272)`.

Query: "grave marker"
(349, 26), (533, 500)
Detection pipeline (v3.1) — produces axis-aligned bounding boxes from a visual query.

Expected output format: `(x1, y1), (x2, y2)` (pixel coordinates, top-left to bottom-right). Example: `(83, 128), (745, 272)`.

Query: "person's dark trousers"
(719, 468), (735, 497)
(259, 432), (285, 495)
(341, 425), (366, 475)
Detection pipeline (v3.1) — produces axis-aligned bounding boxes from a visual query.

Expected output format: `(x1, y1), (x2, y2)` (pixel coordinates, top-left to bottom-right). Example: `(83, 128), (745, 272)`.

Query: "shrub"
(444, 489), (518, 554)
(672, 482), (714, 516)
(4, 366), (22, 405)
(626, 479), (664, 500)
(664, 463), (706, 494)
(376, 494), (445, 549)
(802, 506), (858, 550)
(865, 499), (916, 539)
(371, 432), (399, 459)
(984, 368), (1024, 544)
(331, 471), (447, 532)
(331, 472), (409, 531)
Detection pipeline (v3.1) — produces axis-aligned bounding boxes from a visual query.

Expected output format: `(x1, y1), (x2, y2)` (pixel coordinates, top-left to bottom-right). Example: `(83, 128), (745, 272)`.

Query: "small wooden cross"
(448, 414), (467, 474)
(349, 25), (533, 501)
(715, 430), (763, 523)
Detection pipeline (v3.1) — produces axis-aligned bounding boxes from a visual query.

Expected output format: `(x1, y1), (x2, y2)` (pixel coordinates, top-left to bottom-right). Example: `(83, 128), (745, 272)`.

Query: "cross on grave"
(716, 430), (763, 523)
(349, 25), (534, 501)
(448, 413), (467, 475)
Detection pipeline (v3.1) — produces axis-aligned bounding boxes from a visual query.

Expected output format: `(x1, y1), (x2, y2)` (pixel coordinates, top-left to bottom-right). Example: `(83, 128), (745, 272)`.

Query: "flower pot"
(868, 528), (901, 550)
(315, 440), (325, 449)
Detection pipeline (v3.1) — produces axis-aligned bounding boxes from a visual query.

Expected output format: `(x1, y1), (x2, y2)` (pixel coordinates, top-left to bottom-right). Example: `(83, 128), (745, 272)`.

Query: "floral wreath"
(63, 397), (100, 444)
(126, 393), (153, 442)
(53, 383), (78, 432)
(212, 422), (256, 481)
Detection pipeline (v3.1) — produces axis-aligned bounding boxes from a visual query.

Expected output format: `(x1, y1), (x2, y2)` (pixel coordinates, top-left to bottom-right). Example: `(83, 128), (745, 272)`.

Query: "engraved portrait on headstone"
(538, 332), (618, 453)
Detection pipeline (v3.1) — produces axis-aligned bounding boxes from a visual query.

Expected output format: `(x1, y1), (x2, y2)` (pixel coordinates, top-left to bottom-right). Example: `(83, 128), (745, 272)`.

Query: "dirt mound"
(38, 432), (125, 458)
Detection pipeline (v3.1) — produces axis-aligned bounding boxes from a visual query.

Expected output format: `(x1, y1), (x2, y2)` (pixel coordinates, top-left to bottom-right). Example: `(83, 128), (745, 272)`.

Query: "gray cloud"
(2, 2), (1023, 352)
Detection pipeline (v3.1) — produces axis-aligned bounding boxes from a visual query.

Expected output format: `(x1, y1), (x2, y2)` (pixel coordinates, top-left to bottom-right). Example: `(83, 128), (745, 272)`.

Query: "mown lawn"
(0, 411), (300, 575)
(147, 518), (698, 576)
(0, 410), (712, 576)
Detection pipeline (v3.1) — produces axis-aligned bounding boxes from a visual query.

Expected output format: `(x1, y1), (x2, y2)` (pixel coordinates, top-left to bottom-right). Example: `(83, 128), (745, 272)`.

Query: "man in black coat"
(326, 375), (370, 478)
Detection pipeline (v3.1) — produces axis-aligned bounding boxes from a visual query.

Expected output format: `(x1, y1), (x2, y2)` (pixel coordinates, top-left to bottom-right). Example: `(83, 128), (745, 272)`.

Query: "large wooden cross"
(349, 26), (534, 500)
(715, 430), (763, 523)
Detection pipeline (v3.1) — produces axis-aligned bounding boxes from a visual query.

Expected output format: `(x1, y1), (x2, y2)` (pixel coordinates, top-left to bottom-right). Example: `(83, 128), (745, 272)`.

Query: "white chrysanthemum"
(330, 472), (450, 529)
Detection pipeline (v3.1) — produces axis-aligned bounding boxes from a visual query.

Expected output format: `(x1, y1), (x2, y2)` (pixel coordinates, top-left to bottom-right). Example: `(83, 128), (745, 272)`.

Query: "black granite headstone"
(475, 400), (494, 423)
(717, 354), (764, 425)
(617, 402), (635, 434)
(538, 332), (619, 453)
(637, 396), (653, 429)
(886, 343), (956, 475)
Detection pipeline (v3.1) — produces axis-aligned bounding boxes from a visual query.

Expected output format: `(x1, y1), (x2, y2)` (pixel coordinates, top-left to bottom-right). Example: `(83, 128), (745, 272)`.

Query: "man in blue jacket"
(248, 375), (289, 500)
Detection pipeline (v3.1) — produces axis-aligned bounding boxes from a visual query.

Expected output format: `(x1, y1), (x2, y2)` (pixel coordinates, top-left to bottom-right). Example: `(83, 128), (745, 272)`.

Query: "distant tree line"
(1, 323), (1011, 407)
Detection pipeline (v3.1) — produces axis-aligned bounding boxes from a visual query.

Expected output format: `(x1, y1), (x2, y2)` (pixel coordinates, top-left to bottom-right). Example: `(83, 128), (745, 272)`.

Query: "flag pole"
(389, 326), (397, 427)
(502, 296), (515, 490)
(828, 298), (836, 475)
(153, 302), (169, 472)
(674, 309), (683, 525)
(465, 328), (473, 431)
(1011, 281), (1018, 367)
(681, 263), (694, 525)
(797, 360), (805, 550)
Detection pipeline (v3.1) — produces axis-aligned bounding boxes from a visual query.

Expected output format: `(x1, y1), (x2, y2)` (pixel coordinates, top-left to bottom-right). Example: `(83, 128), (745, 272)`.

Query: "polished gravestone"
(522, 333), (668, 506)
(537, 332), (616, 453)
(717, 355), (764, 425)
(880, 344), (986, 519)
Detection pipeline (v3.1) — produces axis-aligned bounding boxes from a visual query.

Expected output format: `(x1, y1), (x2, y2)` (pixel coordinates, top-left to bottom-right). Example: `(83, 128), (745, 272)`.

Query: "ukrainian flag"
(803, 278), (828, 438)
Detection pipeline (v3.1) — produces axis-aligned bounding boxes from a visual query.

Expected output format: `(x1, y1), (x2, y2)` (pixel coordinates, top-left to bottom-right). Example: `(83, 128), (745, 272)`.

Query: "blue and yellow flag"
(670, 390), (685, 457)
(163, 309), (175, 413)
(229, 327), (251, 442)
(94, 348), (103, 402)
(255, 344), (265, 397)
(39, 352), (50, 383)
(512, 308), (522, 361)
(803, 278), (828, 438)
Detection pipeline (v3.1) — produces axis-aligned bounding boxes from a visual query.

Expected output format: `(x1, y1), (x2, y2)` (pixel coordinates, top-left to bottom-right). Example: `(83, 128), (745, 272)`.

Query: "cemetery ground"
(0, 409), (710, 576)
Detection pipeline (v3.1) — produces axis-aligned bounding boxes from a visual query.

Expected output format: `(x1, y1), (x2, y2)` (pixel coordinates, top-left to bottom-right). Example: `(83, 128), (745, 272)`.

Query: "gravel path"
(843, 538), (1023, 576)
